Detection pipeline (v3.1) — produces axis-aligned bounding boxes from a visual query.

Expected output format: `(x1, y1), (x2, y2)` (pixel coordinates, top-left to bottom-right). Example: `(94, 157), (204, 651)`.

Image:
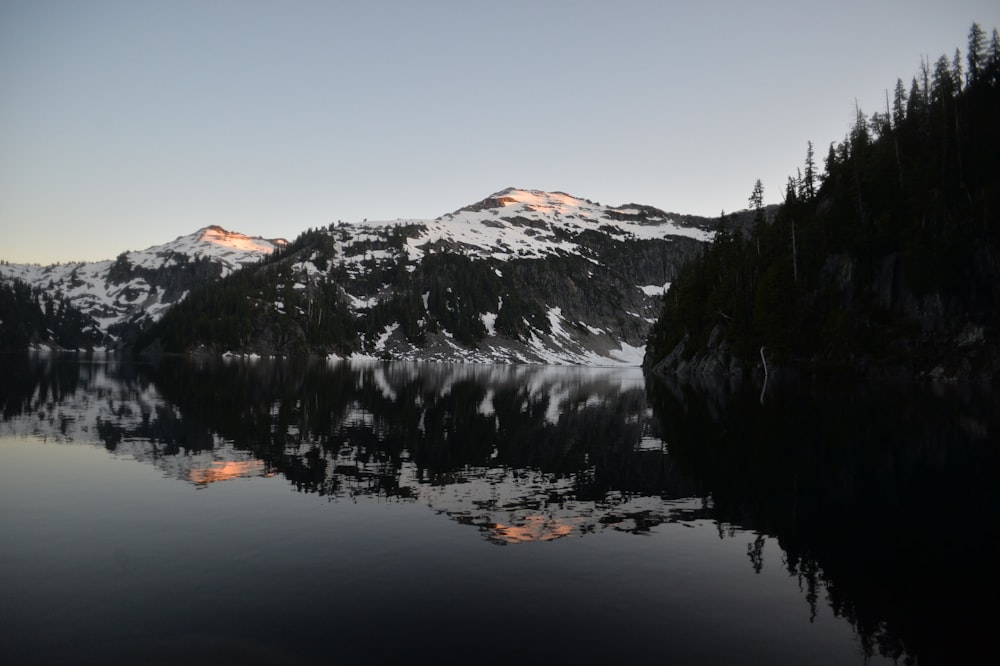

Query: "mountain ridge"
(132, 188), (727, 364)
(0, 226), (286, 346)
(2, 188), (729, 362)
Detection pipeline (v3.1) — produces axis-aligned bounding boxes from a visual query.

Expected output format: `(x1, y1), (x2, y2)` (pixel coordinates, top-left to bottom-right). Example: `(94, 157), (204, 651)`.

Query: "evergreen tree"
(892, 78), (907, 127)
(907, 77), (924, 121)
(748, 179), (765, 224)
(967, 23), (986, 83)
(803, 141), (817, 199)
(932, 54), (955, 101)
(951, 48), (964, 93)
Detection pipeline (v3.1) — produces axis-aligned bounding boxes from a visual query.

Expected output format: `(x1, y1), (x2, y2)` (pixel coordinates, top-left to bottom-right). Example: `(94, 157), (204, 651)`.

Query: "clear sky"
(2, 0), (999, 264)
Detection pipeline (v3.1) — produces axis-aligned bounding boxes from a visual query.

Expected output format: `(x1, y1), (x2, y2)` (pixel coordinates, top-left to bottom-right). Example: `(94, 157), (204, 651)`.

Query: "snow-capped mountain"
(365, 187), (712, 262)
(0, 226), (286, 341)
(142, 188), (720, 364)
(2, 188), (721, 362)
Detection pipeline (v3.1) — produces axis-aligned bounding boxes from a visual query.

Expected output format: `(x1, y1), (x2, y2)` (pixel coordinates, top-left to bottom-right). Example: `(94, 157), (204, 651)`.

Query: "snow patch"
(482, 312), (497, 337)
(375, 323), (399, 351)
(639, 282), (671, 296)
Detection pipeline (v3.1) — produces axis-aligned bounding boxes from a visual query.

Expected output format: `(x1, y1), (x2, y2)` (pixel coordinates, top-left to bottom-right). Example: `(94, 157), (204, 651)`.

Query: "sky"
(2, 0), (999, 265)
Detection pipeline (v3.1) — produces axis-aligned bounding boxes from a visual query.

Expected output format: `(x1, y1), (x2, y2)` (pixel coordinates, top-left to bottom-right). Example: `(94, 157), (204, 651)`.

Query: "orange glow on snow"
(499, 189), (585, 215)
(491, 515), (575, 543)
(197, 226), (285, 253)
(188, 460), (269, 485)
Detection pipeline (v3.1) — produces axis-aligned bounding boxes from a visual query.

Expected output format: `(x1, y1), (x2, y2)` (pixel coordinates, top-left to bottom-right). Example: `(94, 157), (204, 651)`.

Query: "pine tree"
(907, 77), (924, 121)
(749, 179), (765, 225)
(892, 78), (907, 127)
(932, 54), (955, 101)
(968, 23), (986, 84)
(823, 142), (838, 185)
(803, 141), (817, 199)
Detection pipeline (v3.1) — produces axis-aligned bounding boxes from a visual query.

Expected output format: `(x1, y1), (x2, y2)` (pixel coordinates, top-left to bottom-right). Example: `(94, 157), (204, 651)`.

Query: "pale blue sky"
(2, 0), (998, 264)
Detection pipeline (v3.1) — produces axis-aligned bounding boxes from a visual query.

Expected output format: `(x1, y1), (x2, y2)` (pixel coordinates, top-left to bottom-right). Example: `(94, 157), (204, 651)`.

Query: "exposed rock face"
(647, 328), (744, 378)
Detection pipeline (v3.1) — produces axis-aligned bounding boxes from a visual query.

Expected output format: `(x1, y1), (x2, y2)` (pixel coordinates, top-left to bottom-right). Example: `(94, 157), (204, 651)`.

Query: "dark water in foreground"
(0, 354), (996, 665)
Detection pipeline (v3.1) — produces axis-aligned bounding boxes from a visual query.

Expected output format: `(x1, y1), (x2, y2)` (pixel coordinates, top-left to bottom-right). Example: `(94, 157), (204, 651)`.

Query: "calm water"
(0, 354), (996, 665)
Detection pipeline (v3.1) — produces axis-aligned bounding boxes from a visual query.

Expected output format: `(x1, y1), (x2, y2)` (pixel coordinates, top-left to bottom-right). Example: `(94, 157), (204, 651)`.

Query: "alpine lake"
(1, 353), (996, 665)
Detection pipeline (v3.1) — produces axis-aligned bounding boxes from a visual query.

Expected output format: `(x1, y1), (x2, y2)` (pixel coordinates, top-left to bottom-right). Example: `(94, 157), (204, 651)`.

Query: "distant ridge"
(0, 225), (286, 343)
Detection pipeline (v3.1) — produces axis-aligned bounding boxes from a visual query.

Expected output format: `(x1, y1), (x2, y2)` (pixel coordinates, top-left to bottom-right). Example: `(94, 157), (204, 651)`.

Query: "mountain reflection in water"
(0, 354), (701, 542)
(0, 353), (996, 665)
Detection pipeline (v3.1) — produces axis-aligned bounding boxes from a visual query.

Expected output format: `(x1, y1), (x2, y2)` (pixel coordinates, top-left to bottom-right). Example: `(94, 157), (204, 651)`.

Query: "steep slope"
(645, 27), (1000, 381)
(142, 188), (720, 364)
(0, 226), (286, 346)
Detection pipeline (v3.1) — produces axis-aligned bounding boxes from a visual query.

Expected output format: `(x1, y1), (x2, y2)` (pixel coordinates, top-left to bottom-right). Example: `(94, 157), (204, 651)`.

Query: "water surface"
(0, 354), (995, 664)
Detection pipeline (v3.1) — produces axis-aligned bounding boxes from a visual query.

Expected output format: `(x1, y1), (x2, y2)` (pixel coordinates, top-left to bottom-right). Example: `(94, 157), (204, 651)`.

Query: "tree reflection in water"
(647, 372), (999, 664)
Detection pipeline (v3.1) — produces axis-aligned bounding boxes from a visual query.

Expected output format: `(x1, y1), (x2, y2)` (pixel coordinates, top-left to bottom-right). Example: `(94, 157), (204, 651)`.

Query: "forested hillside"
(0, 278), (104, 351)
(645, 24), (1000, 382)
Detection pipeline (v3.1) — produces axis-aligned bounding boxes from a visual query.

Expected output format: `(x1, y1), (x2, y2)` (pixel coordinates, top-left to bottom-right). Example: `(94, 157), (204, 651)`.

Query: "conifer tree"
(749, 179), (764, 225)
(892, 78), (907, 127)
(952, 49), (964, 92)
(803, 141), (817, 199)
(932, 54), (955, 101)
(907, 77), (924, 121)
(967, 23), (986, 84)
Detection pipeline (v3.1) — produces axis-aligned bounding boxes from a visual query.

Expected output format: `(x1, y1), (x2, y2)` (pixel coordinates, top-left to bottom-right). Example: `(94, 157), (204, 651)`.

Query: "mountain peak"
(196, 225), (287, 253)
(455, 187), (599, 217)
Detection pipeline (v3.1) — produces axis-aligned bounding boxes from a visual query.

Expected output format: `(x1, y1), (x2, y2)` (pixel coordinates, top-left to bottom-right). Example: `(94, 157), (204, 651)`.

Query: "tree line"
(646, 24), (1000, 376)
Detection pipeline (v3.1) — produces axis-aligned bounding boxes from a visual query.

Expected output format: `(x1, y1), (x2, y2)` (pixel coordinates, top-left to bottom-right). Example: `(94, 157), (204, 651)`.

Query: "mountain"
(137, 188), (722, 364)
(0, 226), (286, 347)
